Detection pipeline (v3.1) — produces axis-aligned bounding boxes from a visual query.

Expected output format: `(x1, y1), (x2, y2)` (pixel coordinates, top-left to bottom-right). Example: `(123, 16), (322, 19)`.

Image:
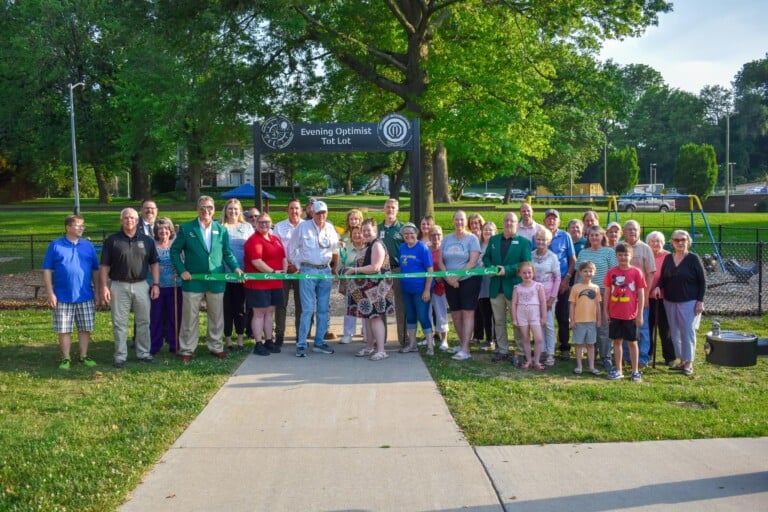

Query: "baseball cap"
(544, 208), (559, 218)
(606, 221), (622, 232)
(312, 200), (328, 213)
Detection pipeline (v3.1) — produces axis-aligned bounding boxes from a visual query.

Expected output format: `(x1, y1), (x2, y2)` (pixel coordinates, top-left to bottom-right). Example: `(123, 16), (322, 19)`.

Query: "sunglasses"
(199, 205), (214, 211)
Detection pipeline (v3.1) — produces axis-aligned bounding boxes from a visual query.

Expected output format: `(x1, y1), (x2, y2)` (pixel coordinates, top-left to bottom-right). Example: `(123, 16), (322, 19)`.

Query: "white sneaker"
(451, 345), (461, 354)
(452, 350), (472, 361)
(438, 342), (450, 352)
(340, 335), (352, 344)
(417, 339), (428, 347)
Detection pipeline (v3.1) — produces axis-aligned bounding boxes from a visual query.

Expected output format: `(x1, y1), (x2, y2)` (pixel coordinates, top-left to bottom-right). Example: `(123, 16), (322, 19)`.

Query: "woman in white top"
(220, 198), (254, 350)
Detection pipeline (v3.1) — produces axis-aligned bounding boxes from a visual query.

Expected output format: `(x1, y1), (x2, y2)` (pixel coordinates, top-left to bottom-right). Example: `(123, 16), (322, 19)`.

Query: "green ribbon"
(191, 267), (499, 282)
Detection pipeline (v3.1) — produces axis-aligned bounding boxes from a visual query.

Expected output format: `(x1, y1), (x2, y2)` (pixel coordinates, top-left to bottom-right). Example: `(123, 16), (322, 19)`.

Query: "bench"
(26, 270), (45, 299)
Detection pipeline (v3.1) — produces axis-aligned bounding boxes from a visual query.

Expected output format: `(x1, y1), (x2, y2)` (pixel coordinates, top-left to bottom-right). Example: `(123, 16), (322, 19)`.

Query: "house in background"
(203, 146), (287, 188)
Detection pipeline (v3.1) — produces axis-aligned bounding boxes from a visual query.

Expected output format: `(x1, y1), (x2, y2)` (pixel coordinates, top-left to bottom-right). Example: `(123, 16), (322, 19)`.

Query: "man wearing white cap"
(287, 200), (340, 357)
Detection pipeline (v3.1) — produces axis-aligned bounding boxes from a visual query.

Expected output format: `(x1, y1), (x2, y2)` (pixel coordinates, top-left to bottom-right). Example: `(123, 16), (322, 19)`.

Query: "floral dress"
(347, 239), (395, 319)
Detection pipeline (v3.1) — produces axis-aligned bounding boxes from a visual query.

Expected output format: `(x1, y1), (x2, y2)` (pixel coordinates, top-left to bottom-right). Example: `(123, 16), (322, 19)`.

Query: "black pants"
(223, 282), (246, 337)
(556, 288), (571, 353)
(649, 298), (674, 363)
(473, 298), (494, 341)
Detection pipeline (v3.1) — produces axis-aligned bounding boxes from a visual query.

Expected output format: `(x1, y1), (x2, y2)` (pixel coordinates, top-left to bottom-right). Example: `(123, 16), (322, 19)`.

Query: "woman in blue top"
(398, 223), (434, 355)
(439, 210), (481, 361)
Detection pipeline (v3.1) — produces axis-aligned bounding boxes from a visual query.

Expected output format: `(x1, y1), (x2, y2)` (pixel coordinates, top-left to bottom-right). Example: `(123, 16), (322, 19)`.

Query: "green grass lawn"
(1, 308), (766, 510)
(0, 309), (248, 512)
(424, 314), (768, 445)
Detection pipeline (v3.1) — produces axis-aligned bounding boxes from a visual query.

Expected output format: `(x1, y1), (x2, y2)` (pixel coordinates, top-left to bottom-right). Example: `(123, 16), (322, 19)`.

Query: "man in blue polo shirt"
(42, 215), (101, 370)
(543, 209), (576, 363)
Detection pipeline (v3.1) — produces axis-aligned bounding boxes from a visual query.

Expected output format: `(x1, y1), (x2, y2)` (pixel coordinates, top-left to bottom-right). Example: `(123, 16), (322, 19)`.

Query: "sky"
(599, 0), (768, 94)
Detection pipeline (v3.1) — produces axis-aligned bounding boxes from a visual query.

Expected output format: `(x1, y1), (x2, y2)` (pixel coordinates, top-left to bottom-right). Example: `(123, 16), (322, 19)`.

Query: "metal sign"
(252, 113), (421, 220)
(258, 113), (415, 154)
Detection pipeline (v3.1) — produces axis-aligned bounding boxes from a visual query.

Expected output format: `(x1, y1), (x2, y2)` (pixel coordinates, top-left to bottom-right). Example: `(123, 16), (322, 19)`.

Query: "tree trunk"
(345, 167), (352, 195)
(433, 141), (450, 203)
(186, 129), (204, 202)
(130, 153), (150, 201)
(94, 166), (111, 204)
(389, 155), (408, 199)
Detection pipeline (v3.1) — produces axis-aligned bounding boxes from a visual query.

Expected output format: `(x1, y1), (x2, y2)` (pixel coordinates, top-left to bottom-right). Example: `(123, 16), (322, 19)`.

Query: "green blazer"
(170, 219), (240, 293)
(483, 234), (532, 300)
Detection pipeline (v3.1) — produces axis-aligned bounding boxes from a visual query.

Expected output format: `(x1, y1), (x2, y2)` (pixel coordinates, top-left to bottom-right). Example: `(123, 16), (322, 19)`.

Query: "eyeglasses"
(672, 238), (687, 243)
(199, 205), (214, 211)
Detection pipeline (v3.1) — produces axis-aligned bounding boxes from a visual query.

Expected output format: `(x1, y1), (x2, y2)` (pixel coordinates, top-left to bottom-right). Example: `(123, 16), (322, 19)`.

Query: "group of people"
(42, 196), (706, 380)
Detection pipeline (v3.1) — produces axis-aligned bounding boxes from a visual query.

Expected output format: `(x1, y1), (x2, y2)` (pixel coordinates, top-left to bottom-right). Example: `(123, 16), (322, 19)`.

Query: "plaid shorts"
(53, 300), (96, 333)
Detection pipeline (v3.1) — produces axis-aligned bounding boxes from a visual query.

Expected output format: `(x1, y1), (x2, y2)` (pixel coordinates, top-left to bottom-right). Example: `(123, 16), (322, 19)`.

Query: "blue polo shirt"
(548, 229), (575, 278)
(42, 236), (100, 303)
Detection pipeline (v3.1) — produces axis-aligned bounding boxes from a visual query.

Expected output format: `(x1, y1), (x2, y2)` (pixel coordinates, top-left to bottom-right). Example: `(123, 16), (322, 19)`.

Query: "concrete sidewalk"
(121, 320), (768, 511)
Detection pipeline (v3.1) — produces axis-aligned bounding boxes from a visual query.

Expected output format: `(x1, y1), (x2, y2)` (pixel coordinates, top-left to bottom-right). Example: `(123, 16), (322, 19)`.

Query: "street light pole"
(649, 163), (656, 192)
(68, 82), (85, 215)
(725, 112), (731, 213)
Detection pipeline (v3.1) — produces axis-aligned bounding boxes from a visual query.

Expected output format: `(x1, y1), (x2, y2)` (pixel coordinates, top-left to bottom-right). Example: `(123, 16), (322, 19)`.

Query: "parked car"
(483, 192), (505, 201)
(746, 186), (768, 194)
(509, 189), (526, 199)
(462, 191), (483, 199)
(616, 193), (676, 212)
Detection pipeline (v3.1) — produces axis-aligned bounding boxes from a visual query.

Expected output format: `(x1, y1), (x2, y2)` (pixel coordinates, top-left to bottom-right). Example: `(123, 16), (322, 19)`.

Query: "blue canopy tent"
(220, 183), (276, 211)
(221, 183), (276, 200)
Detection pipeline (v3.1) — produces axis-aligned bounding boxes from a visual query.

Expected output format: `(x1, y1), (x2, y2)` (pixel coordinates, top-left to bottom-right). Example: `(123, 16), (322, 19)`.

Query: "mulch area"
(0, 271), (348, 316)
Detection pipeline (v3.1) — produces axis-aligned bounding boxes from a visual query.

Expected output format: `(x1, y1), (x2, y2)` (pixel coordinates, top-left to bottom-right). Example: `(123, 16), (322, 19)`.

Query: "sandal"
(356, 348), (375, 357)
(369, 351), (389, 361)
(590, 368), (602, 376)
(534, 364), (546, 371)
(398, 345), (418, 353)
(683, 367), (694, 376)
(670, 364), (685, 371)
(521, 362), (531, 369)
(573, 367), (583, 375)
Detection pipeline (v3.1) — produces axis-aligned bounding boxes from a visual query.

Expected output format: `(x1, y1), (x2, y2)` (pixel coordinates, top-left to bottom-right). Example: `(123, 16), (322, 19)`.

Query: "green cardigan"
(170, 219), (240, 293)
(482, 233), (532, 300)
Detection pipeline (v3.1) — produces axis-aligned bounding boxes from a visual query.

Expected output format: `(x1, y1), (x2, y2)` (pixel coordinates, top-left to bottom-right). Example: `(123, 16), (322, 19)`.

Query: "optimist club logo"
(377, 113), (412, 148)
(261, 115), (294, 150)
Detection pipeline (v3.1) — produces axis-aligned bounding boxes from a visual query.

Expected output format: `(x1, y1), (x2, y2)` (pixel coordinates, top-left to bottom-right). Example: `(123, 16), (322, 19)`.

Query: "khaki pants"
(110, 280), (151, 362)
(178, 291), (225, 356)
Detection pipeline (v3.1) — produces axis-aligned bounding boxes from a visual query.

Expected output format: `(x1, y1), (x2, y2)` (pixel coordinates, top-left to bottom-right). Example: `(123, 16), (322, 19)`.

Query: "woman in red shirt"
(244, 213), (287, 356)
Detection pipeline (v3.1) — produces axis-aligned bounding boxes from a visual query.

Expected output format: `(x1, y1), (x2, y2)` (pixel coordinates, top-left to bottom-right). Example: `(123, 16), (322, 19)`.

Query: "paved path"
(121, 320), (768, 511)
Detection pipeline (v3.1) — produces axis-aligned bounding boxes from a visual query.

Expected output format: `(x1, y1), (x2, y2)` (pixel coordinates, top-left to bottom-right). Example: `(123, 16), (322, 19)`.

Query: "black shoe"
(137, 356), (155, 364)
(252, 342), (270, 356)
(264, 340), (281, 354)
(491, 352), (508, 363)
(479, 341), (493, 351)
(113, 360), (125, 369)
(275, 336), (284, 347)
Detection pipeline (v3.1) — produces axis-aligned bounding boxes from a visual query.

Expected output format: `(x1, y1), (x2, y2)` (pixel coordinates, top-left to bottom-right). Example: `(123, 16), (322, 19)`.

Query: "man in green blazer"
(171, 195), (243, 363)
(482, 212), (531, 363)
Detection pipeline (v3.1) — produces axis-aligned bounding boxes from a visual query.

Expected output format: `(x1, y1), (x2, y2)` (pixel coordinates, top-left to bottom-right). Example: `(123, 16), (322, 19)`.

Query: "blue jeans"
(402, 290), (433, 334)
(297, 267), (332, 348)
(623, 306), (650, 364)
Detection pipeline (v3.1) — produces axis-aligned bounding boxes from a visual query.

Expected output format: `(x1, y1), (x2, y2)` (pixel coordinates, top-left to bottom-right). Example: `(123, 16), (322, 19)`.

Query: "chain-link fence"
(1, 231), (766, 314)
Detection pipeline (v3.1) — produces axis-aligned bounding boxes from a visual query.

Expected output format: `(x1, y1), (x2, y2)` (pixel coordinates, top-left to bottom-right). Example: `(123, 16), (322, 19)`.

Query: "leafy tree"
(605, 147), (639, 195)
(674, 143), (718, 199)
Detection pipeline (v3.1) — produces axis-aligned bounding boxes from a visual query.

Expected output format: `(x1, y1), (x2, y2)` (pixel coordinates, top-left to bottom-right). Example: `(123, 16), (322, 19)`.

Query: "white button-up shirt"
(287, 219), (339, 269)
(274, 218), (301, 263)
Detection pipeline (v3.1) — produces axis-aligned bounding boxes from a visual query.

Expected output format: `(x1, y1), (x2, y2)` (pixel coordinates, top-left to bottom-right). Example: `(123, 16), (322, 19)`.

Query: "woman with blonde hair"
(220, 198), (254, 350)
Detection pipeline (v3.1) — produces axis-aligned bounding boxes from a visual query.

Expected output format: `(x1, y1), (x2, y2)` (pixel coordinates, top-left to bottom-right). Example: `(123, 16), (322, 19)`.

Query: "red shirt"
(603, 265), (646, 320)
(244, 232), (285, 290)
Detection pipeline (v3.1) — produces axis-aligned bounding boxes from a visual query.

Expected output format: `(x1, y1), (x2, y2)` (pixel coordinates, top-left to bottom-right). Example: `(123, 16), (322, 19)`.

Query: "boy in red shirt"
(603, 243), (646, 382)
